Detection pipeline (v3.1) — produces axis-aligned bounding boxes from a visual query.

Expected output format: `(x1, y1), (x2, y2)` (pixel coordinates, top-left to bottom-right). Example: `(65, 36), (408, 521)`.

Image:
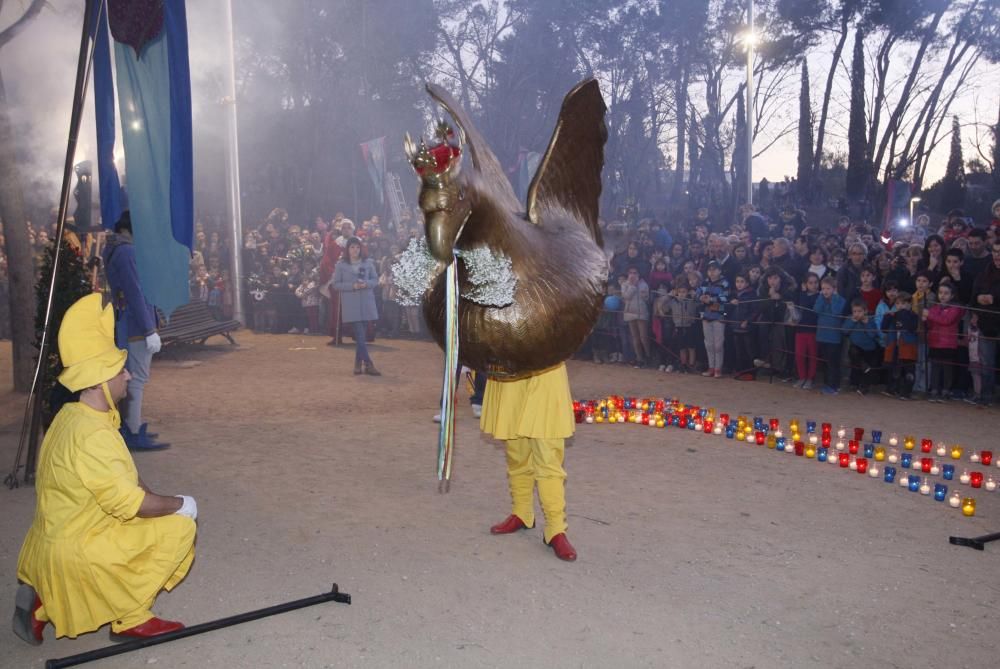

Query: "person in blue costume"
(102, 211), (170, 451)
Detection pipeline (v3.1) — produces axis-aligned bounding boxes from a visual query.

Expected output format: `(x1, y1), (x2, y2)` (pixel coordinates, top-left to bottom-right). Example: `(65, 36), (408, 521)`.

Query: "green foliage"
(845, 27), (867, 199)
(797, 60), (814, 200)
(34, 239), (92, 416)
(939, 115), (966, 211)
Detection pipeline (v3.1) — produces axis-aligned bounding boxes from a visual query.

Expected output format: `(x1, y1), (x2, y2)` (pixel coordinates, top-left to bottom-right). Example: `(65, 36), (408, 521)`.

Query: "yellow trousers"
(506, 437), (567, 542)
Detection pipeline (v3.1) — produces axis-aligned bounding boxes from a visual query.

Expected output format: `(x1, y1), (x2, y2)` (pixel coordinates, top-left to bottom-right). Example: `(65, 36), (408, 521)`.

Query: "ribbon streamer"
(437, 258), (460, 489)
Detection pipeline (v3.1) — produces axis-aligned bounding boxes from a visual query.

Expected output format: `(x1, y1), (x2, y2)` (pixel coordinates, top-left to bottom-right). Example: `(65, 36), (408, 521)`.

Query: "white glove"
(145, 331), (162, 354)
(174, 495), (198, 520)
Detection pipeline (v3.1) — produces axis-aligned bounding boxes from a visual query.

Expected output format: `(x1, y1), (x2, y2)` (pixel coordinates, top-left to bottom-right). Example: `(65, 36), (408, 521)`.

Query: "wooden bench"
(159, 300), (241, 347)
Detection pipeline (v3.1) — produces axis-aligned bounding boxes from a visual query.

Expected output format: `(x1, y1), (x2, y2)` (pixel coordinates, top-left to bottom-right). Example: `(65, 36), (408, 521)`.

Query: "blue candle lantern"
(934, 483), (948, 502)
(872, 430), (882, 444)
(671, 415), (680, 427)
(942, 464), (955, 480)
(624, 399), (632, 410)
(901, 452), (913, 469)
(687, 419), (696, 430)
(699, 408), (708, 418)
(725, 426), (736, 439)
(863, 443), (875, 458)
(884, 466), (897, 483)
(806, 421), (817, 434)
(908, 475), (921, 492)
(818, 447), (828, 462)
(776, 437), (786, 452)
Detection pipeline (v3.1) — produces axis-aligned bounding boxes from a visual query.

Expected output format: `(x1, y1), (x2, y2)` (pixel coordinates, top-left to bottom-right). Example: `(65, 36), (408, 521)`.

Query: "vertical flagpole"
(6, 0), (102, 487)
(746, 0), (754, 206)
(222, 0), (245, 325)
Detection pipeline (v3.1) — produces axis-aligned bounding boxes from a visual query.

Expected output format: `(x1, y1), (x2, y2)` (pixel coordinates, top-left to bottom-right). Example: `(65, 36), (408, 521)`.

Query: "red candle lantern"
(769, 418), (780, 431)
(641, 414), (650, 426)
(821, 435), (832, 448)
(854, 427), (864, 441)
(574, 410), (584, 424)
(971, 472), (984, 489)
(678, 416), (688, 429)
(794, 442), (805, 456)
(755, 431), (766, 445)
(921, 457), (933, 473)
(839, 452), (850, 468)
(856, 457), (869, 474)
(720, 413), (730, 426)
(821, 422), (832, 435)
(920, 438), (933, 454)
(848, 440), (860, 455)
(982, 450), (993, 466)
(703, 421), (713, 434)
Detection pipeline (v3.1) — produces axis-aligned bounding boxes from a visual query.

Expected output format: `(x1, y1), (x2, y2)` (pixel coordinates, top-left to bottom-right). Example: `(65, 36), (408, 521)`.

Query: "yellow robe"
(480, 363), (574, 541)
(16, 402), (195, 638)
(479, 363), (575, 440)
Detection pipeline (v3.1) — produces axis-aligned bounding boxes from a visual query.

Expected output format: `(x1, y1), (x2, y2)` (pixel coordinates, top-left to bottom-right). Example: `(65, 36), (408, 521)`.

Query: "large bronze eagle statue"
(405, 79), (608, 379)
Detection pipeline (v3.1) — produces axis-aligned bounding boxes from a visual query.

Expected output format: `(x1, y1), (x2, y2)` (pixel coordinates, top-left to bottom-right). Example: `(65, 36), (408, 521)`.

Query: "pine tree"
(845, 28), (867, 200)
(34, 237), (93, 420)
(797, 60), (815, 202)
(940, 116), (966, 211)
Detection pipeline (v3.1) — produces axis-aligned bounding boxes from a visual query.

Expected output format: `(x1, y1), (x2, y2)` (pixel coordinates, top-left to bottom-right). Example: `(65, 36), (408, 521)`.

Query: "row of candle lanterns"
(573, 396), (990, 517)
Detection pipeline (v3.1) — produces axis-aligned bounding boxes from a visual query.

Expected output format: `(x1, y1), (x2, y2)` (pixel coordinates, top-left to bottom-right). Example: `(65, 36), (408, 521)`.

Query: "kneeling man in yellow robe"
(13, 293), (197, 645)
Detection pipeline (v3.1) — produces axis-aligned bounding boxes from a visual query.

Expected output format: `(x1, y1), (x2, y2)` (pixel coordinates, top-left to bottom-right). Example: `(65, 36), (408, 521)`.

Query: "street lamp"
(909, 196), (921, 226)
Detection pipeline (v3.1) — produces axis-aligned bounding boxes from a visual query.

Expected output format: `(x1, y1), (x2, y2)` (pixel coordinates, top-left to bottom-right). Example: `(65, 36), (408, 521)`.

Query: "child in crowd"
(698, 261), (730, 377)
(965, 315), (985, 404)
(882, 291), (919, 399)
(620, 267), (652, 367)
(911, 271), (936, 393)
(664, 276), (699, 372)
(873, 279), (899, 348)
(728, 273), (756, 379)
(793, 272), (820, 389)
(295, 266), (321, 334)
(843, 298), (881, 395)
(859, 266), (882, 314)
(923, 279), (962, 401)
(814, 275), (847, 395)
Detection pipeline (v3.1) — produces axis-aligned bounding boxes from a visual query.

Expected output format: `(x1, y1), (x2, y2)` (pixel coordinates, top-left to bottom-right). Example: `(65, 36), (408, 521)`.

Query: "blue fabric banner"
(92, 0), (194, 319)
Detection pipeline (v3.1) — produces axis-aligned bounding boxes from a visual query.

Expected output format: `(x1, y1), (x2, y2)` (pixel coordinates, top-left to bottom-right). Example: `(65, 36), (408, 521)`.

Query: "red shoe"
(12, 584), (46, 645)
(111, 616), (184, 642)
(546, 533), (577, 561)
(490, 514), (533, 534)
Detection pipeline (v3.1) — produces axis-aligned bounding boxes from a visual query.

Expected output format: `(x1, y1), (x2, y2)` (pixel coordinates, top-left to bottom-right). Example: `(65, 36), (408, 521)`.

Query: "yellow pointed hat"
(57, 293), (128, 392)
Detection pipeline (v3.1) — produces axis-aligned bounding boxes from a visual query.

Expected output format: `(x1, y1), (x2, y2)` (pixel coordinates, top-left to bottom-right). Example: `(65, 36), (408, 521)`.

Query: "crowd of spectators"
(5, 194), (998, 412)
(588, 200), (1000, 408)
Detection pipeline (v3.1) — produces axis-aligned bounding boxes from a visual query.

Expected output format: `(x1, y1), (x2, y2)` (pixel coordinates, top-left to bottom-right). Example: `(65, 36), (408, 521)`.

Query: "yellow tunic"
(479, 363), (575, 440)
(16, 403), (195, 639)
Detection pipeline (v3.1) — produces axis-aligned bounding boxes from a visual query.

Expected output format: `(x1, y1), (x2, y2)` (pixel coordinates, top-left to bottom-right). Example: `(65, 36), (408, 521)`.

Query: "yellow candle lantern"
(903, 436), (916, 451)
(805, 445), (816, 458)
(874, 446), (886, 462)
(962, 498), (976, 517)
(767, 435), (777, 449)
(595, 414), (604, 423)
(951, 445), (964, 460)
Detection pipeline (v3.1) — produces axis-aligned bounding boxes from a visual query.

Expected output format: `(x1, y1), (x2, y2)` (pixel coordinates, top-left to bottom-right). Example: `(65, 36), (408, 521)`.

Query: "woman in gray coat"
(332, 237), (381, 375)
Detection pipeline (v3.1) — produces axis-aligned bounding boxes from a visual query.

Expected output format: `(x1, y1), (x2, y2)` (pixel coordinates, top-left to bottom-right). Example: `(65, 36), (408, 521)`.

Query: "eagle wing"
(525, 79), (607, 244)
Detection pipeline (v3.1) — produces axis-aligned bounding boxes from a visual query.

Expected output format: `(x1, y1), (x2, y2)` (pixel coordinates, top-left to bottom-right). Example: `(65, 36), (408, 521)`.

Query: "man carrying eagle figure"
(401, 80), (608, 562)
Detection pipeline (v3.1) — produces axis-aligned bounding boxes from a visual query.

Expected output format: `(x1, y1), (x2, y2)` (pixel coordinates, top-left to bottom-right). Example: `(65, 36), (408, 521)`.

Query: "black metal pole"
(45, 583), (352, 669)
(949, 531), (1000, 551)
(5, 0), (103, 488)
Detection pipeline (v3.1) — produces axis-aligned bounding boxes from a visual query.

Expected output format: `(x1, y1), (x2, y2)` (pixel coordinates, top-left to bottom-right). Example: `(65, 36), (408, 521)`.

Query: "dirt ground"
(0, 331), (997, 669)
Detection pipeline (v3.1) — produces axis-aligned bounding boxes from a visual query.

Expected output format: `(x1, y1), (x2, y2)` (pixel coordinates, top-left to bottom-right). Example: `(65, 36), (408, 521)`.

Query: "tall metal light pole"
(223, 0), (245, 324)
(746, 0), (754, 206)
